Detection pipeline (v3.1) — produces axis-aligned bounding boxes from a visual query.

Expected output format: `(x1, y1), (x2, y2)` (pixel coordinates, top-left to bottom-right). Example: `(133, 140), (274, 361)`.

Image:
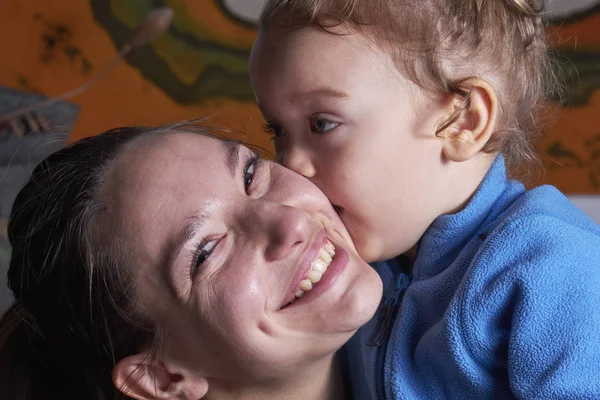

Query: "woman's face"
(106, 132), (382, 383)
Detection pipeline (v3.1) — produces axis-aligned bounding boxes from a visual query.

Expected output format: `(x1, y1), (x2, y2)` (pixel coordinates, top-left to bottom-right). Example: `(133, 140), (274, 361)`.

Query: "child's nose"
(282, 146), (316, 178)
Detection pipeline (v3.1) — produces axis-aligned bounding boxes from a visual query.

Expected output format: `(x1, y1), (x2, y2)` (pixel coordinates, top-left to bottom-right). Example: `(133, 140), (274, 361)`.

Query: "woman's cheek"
(220, 271), (265, 318)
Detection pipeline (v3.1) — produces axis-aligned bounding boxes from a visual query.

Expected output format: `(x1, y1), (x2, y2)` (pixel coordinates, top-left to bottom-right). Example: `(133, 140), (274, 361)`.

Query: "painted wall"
(0, 0), (599, 193)
(543, 0), (600, 221)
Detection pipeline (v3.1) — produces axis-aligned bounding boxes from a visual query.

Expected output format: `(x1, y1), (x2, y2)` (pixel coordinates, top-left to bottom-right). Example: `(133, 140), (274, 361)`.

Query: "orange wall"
(1, 0), (599, 194)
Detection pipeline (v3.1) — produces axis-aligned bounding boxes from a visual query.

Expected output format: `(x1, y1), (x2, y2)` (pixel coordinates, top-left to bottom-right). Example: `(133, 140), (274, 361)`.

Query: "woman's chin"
(240, 266), (382, 377)
(339, 265), (383, 330)
(310, 260), (382, 336)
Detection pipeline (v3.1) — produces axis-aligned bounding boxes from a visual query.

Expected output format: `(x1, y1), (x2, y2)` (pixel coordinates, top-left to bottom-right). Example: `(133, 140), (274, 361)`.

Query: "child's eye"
(262, 123), (285, 141)
(310, 117), (339, 134)
(190, 239), (217, 278)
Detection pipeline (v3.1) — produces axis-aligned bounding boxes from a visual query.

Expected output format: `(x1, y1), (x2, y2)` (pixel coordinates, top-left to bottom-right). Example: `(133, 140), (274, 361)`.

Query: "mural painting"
(1, 0), (600, 192)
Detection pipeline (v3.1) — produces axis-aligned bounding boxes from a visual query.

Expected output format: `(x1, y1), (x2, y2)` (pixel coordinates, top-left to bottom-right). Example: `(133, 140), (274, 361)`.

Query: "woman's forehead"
(127, 131), (224, 164)
(125, 132), (238, 196)
(112, 133), (235, 188)
(104, 132), (239, 277)
(103, 133), (228, 226)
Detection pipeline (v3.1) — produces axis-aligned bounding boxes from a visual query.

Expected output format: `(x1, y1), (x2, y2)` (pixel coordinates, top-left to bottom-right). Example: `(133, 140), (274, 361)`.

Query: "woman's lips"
(280, 230), (327, 309)
(280, 237), (348, 310)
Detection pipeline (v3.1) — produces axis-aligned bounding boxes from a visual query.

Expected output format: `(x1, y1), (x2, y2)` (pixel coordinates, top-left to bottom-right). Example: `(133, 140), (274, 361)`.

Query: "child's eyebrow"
(291, 86), (349, 101)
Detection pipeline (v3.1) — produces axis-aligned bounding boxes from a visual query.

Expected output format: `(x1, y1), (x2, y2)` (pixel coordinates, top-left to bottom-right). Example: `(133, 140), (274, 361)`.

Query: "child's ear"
(112, 352), (209, 400)
(440, 77), (498, 162)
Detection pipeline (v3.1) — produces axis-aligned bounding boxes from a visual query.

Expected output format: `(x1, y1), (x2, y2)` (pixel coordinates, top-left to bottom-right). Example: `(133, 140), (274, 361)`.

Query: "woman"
(0, 122), (382, 399)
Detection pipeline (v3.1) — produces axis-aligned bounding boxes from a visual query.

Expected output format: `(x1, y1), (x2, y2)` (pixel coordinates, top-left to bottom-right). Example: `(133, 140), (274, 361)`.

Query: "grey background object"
(0, 86), (79, 316)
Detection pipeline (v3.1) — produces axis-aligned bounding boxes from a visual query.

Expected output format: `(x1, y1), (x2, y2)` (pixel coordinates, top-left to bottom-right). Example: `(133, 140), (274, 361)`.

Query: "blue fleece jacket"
(345, 155), (600, 400)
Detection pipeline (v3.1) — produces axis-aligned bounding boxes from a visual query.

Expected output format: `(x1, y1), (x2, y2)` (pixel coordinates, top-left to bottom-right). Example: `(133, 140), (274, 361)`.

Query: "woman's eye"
(191, 240), (217, 278)
(243, 153), (260, 194)
(244, 163), (255, 190)
(310, 117), (339, 134)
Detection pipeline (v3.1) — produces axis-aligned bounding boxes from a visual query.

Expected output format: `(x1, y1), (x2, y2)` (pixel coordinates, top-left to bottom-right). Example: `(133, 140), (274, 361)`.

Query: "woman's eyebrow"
(168, 213), (208, 269)
(167, 141), (240, 273)
(223, 140), (242, 178)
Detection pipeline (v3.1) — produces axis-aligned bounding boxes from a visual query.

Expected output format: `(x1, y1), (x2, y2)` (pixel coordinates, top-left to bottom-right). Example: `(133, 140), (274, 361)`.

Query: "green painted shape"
(90, 0), (254, 104)
(554, 50), (600, 107)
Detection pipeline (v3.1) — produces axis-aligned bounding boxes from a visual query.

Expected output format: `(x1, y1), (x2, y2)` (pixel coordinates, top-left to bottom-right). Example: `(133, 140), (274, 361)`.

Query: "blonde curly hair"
(259, 0), (561, 178)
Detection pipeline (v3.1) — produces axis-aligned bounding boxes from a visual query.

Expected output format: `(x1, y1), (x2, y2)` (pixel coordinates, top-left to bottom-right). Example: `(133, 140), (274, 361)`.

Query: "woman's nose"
(244, 201), (312, 262)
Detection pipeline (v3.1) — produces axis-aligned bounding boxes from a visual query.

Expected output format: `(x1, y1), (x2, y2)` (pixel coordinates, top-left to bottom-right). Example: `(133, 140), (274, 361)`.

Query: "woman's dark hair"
(0, 125), (167, 399)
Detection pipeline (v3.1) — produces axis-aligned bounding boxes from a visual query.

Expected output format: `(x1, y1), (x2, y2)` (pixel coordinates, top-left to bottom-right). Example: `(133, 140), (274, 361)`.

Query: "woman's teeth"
(294, 240), (335, 300)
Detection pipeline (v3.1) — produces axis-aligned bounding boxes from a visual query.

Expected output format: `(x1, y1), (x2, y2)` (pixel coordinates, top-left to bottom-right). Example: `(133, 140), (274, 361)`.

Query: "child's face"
(250, 25), (457, 262)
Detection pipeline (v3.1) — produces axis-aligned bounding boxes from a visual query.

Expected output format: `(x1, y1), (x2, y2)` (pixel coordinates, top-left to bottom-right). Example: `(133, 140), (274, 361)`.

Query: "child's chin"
(355, 240), (383, 264)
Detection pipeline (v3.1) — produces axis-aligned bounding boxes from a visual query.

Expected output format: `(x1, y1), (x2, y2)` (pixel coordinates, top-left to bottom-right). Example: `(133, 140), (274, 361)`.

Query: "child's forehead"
(259, 21), (366, 49)
(252, 26), (410, 110)
(256, 24), (389, 73)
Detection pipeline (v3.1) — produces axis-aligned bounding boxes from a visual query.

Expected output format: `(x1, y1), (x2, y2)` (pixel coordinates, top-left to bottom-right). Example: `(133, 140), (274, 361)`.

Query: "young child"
(250, 0), (600, 399)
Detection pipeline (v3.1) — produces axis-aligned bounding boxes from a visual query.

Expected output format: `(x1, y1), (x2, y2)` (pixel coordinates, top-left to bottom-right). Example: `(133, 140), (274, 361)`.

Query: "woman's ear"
(441, 77), (498, 162)
(113, 352), (209, 400)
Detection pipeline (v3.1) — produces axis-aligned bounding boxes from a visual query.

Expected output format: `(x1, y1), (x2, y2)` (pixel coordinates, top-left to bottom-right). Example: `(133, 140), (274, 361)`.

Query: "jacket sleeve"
(468, 214), (600, 399)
